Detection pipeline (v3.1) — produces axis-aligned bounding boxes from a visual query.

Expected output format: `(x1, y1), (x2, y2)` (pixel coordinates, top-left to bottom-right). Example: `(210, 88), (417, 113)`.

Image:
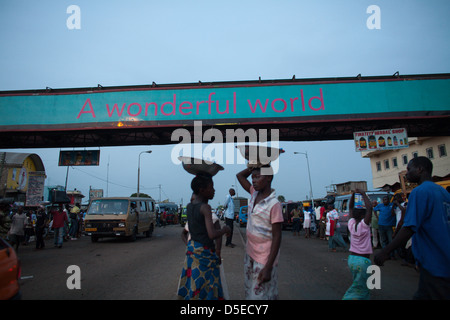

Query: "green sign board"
(0, 75), (449, 131)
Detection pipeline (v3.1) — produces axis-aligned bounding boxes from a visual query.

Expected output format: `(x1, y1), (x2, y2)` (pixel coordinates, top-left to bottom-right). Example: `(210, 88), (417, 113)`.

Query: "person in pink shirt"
(342, 189), (373, 300)
(237, 165), (283, 300)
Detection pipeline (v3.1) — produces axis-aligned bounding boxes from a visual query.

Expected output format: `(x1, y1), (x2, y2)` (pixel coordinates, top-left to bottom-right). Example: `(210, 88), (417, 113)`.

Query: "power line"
(71, 166), (159, 191)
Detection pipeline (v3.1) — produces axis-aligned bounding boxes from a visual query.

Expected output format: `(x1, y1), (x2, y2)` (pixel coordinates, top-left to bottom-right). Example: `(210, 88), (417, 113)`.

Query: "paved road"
(16, 222), (419, 300)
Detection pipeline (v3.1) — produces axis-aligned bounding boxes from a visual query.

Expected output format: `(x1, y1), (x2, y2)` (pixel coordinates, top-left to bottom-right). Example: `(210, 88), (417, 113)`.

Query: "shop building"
(362, 136), (450, 193)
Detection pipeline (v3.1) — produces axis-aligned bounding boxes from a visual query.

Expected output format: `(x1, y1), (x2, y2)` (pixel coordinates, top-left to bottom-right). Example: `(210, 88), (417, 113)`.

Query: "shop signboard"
(354, 128), (408, 152)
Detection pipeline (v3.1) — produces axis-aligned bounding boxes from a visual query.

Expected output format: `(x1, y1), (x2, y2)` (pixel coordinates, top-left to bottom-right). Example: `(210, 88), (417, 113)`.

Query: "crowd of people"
(1, 156), (448, 301)
(0, 202), (86, 252)
(287, 201), (349, 253)
(285, 190), (422, 268)
(177, 156), (450, 300)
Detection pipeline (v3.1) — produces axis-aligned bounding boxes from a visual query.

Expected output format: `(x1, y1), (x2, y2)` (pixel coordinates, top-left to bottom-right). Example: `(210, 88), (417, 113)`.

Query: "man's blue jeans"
(54, 227), (64, 247)
(378, 225), (394, 256)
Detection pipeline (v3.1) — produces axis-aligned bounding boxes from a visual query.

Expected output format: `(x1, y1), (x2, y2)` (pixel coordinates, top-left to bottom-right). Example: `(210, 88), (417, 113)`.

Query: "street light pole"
(294, 151), (314, 208)
(137, 150), (152, 197)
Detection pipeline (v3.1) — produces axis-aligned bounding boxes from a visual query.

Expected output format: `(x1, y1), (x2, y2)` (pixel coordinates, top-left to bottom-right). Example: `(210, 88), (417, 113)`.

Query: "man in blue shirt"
(374, 196), (395, 256)
(224, 188), (236, 248)
(375, 156), (450, 299)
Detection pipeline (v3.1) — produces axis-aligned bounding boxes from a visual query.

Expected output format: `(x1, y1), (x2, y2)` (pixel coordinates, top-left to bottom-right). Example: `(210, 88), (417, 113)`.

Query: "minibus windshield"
(87, 199), (129, 215)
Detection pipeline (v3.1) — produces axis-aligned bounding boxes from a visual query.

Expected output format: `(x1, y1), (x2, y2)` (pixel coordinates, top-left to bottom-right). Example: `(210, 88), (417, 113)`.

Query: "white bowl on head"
(236, 145), (285, 166)
(178, 156), (224, 176)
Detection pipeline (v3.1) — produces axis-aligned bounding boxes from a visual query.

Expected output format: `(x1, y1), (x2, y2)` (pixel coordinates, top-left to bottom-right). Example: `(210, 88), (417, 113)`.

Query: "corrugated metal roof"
(0, 152), (45, 172)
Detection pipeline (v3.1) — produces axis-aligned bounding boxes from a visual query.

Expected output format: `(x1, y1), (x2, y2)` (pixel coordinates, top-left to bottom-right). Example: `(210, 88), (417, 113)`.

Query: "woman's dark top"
(187, 202), (215, 250)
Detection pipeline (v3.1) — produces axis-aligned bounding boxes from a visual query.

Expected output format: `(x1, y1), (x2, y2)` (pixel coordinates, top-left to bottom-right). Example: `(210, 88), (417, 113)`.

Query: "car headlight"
(118, 222), (125, 227)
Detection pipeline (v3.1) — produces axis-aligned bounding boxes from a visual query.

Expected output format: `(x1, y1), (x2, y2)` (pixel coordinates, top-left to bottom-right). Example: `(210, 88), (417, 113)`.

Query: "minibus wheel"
(145, 224), (153, 238)
(129, 227), (137, 242)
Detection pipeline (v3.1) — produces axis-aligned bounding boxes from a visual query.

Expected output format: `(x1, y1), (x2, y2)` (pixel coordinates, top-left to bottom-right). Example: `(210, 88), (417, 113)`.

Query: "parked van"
(84, 197), (156, 242)
(333, 191), (392, 238)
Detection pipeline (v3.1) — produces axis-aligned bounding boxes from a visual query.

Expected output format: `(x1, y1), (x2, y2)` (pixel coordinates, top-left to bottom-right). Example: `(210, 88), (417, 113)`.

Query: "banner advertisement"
(58, 150), (100, 166)
(354, 128), (408, 152)
(89, 188), (104, 199)
(26, 171), (46, 206)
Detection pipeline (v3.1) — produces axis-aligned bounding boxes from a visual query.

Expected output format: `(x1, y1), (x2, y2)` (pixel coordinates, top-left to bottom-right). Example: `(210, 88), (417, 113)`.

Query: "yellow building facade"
(0, 152), (46, 204)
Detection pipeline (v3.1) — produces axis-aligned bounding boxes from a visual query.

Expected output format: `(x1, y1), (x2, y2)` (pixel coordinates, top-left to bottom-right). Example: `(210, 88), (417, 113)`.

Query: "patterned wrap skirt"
(177, 240), (224, 300)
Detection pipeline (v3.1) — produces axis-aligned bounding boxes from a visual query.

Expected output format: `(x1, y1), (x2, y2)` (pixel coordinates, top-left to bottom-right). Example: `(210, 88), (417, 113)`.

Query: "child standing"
(343, 189), (373, 300)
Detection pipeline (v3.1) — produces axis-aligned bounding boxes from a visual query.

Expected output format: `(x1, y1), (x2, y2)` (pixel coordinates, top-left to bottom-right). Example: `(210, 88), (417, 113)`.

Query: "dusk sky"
(1, 0), (449, 207)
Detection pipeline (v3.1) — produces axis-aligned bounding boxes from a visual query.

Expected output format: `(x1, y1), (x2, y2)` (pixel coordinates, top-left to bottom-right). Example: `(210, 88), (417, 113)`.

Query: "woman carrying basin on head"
(237, 163), (283, 300)
(177, 171), (231, 300)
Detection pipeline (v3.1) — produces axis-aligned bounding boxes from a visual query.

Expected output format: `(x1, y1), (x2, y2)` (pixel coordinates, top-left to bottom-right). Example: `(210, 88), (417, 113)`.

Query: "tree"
(130, 193), (151, 198)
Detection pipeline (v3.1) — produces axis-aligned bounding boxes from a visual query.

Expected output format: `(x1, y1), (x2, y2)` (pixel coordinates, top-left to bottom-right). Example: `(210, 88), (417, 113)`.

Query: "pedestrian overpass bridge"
(0, 73), (448, 149)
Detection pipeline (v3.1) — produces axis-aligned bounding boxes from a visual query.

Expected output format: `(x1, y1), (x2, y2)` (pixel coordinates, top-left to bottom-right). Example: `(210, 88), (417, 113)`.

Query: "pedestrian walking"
(161, 209), (167, 227)
(343, 190), (373, 300)
(76, 209), (84, 238)
(303, 206), (311, 238)
(63, 204), (70, 241)
(371, 200), (379, 249)
(375, 156), (450, 299)
(8, 206), (27, 252)
(326, 204), (338, 251)
(69, 203), (80, 240)
(331, 225), (348, 251)
(324, 203), (348, 251)
(51, 204), (68, 248)
(290, 205), (301, 236)
(35, 206), (48, 250)
(156, 209), (161, 227)
(178, 173), (231, 300)
(392, 193), (406, 230)
(374, 196), (395, 258)
(23, 210), (34, 245)
(318, 203), (326, 240)
(237, 165), (283, 300)
(224, 188), (236, 247)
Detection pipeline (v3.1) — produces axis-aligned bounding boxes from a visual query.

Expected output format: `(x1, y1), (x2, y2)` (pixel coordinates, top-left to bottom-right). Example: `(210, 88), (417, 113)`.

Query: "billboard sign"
(89, 188), (104, 199)
(354, 128), (408, 152)
(25, 171), (46, 206)
(58, 150), (100, 166)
